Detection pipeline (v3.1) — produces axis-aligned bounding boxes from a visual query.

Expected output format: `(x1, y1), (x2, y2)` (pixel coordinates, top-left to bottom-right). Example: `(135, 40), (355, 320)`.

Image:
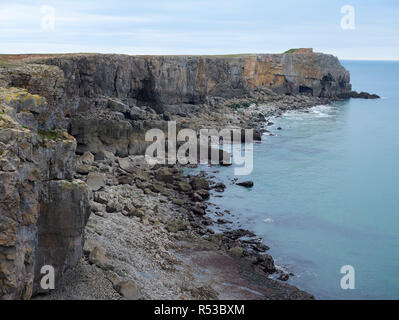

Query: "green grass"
(0, 60), (19, 68)
(283, 48), (300, 54)
(38, 130), (58, 141)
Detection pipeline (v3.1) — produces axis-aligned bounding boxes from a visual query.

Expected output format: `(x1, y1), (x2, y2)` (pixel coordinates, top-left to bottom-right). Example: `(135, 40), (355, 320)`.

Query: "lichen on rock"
(0, 86), (91, 300)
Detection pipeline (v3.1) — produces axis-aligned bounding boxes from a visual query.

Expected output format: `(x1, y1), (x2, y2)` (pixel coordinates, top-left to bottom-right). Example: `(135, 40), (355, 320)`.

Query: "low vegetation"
(283, 48), (299, 54)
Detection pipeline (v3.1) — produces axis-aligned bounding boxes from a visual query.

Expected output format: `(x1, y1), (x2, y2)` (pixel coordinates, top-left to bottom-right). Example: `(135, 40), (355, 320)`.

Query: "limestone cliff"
(26, 49), (350, 111)
(0, 87), (90, 299)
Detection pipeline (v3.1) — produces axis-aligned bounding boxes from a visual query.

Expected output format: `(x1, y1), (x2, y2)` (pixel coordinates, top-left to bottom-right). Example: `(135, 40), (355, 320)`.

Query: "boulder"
(155, 168), (174, 183)
(83, 239), (101, 256)
(87, 172), (106, 191)
(80, 151), (95, 165)
(115, 281), (142, 300)
(236, 180), (254, 188)
(190, 177), (210, 190)
(255, 254), (276, 273)
(118, 157), (135, 173)
(178, 181), (192, 193)
(94, 150), (116, 161)
(89, 245), (112, 270)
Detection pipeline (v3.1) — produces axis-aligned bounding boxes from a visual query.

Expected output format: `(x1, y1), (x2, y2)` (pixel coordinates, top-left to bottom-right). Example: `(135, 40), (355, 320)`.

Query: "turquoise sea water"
(194, 61), (399, 299)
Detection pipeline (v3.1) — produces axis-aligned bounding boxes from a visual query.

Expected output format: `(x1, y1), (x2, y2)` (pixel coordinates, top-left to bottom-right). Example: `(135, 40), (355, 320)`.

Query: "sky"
(1, 0), (398, 60)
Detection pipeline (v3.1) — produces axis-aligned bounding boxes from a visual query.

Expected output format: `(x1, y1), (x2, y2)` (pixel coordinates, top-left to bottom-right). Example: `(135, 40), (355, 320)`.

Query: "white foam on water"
(263, 218), (274, 223)
(282, 104), (335, 120)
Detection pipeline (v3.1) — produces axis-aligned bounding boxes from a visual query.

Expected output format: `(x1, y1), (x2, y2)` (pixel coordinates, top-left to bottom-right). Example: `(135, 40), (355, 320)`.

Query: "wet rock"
(201, 217), (213, 226)
(224, 229), (256, 240)
(278, 273), (290, 281)
(197, 189), (210, 199)
(253, 129), (262, 141)
(190, 177), (210, 190)
(192, 193), (203, 202)
(217, 219), (232, 225)
(341, 91), (380, 99)
(192, 203), (206, 215)
(213, 182), (226, 190)
(254, 254), (276, 273)
(236, 180), (254, 188)
(251, 243), (270, 252)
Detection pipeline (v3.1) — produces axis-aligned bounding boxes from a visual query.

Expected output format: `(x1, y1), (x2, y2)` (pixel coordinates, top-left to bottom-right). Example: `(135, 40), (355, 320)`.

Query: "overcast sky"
(1, 0), (398, 60)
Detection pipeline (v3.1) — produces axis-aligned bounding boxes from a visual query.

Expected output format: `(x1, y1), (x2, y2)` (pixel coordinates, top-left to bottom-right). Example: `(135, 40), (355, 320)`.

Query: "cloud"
(0, 0), (398, 59)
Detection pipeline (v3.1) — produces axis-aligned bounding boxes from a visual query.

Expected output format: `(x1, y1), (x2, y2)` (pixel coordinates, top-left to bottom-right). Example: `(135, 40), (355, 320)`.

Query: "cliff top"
(0, 48), (324, 65)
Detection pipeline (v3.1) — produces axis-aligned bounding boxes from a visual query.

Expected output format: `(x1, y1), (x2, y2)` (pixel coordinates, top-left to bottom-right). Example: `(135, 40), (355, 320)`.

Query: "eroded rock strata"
(0, 87), (90, 299)
(0, 50), (376, 300)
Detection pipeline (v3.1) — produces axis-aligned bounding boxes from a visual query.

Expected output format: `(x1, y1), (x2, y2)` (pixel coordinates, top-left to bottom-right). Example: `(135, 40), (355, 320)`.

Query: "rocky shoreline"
(0, 51), (379, 300)
(35, 95), (330, 300)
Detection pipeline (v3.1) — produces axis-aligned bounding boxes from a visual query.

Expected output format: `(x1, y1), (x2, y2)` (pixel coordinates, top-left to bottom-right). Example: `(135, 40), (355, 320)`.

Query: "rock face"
(0, 87), (90, 299)
(29, 50), (351, 110)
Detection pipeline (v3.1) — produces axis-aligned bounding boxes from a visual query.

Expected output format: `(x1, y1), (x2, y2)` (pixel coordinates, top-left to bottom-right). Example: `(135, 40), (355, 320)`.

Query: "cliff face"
(26, 50), (350, 112)
(0, 87), (90, 299)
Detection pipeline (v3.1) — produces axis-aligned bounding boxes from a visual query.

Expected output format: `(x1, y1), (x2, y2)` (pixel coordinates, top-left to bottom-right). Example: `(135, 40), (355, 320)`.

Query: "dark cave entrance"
(299, 85), (314, 96)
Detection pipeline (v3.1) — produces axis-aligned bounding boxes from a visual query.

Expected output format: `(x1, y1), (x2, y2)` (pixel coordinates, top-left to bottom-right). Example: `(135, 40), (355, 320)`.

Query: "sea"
(190, 60), (399, 299)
